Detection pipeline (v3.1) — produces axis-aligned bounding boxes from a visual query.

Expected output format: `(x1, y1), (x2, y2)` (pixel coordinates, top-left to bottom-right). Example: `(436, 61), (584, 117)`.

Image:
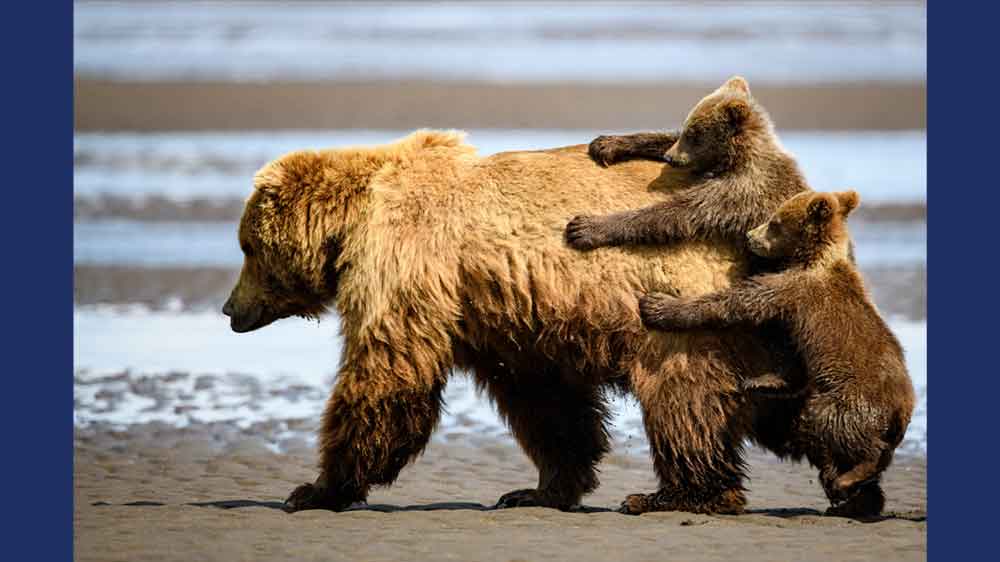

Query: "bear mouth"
(229, 306), (279, 333)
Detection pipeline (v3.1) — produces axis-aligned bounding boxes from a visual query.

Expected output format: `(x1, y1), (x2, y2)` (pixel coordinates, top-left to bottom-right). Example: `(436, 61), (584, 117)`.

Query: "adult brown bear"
(222, 128), (802, 515)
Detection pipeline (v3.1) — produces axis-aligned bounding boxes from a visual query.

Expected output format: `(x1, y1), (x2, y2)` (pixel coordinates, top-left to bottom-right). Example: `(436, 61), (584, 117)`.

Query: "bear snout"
(222, 298), (235, 318)
(222, 298), (272, 333)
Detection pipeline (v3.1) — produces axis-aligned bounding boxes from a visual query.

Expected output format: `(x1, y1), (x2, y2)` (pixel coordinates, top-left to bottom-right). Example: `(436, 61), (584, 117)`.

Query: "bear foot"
(619, 487), (746, 515)
(495, 488), (572, 510)
(825, 482), (885, 519)
(618, 493), (652, 515)
(283, 482), (356, 513)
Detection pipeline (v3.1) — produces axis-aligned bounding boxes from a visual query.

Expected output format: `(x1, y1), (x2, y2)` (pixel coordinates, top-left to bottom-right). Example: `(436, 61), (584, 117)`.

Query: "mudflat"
(74, 79), (926, 132)
(75, 424), (926, 562)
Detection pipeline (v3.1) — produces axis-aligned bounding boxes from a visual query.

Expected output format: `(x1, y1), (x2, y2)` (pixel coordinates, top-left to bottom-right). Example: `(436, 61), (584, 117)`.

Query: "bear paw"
(638, 293), (678, 328)
(588, 135), (626, 167)
(825, 483), (885, 519)
(283, 482), (354, 513)
(565, 215), (611, 250)
(618, 493), (652, 515)
(495, 488), (572, 510)
(495, 488), (542, 509)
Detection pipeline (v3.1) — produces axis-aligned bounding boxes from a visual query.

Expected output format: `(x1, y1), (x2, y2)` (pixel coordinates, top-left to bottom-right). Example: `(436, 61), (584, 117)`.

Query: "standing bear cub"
(638, 190), (916, 518)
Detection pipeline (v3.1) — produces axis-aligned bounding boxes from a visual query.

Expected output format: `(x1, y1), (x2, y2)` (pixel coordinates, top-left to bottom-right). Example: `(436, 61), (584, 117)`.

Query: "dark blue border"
(1, 1), (73, 559)
(928, 2), (1000, 558)
(0, 1), (980, 558)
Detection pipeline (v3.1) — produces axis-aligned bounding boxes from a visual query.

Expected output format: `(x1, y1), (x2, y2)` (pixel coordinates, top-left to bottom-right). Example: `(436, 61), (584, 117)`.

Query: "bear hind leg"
(477, 368), (611, 510)
(625, 362), (750, 515)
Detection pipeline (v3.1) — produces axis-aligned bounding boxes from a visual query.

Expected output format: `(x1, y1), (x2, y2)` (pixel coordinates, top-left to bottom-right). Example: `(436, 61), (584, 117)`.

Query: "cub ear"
(723, 76), (751, 96)
(806, 193), (835, 224)
(834, 190), (860, 216)
(722, 99), (752, 129)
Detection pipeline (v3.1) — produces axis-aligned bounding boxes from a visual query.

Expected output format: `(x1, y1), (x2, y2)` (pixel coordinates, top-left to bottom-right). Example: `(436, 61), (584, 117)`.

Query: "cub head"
(747, 190), (859, 264)
(222, 151), (350, 333)
(664, 76), (776, 177)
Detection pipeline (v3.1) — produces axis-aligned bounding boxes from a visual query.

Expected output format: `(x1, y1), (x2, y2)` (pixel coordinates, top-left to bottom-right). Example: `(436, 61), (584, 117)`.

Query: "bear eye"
(768, 222), (782, 234)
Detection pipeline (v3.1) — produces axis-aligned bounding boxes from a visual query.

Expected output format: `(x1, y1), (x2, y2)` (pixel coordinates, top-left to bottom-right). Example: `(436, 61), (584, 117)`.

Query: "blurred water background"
(74, 1), (926, 455)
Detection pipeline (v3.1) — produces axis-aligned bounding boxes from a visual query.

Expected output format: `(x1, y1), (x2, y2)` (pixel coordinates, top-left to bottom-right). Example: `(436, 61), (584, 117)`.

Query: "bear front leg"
(588, 131), (680, 167)
(283, 360), (446, 513)
(477, 368), (611, 510)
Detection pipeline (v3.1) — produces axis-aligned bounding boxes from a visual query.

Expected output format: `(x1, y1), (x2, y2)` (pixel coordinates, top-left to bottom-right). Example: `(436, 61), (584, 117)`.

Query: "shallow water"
(74, 1), (925, 83)
(74, 129), (927, 203)
(73, 307), (927, 455)
(72, 218), (925, 269)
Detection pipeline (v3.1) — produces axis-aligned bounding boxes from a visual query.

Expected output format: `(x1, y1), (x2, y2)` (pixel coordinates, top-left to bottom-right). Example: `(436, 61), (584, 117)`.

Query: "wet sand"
(74, 424), (925, 562)
(74, 79), (926, 131)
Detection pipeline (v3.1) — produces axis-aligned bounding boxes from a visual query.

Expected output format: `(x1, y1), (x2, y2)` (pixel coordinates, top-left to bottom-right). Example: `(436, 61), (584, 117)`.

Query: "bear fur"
(222, 128), (805, 515)
(639, 190), (916, 518)
(565, 76), (810, 252)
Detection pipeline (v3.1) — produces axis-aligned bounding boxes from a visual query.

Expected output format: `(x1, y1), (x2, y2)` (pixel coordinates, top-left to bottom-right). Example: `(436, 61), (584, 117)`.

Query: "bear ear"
(253, 165), (284, 199)
(806, 193), (835, 224)
(722, 99), (752, 129)
(723, 76), (751, 96)
(834, 190), (860, 216)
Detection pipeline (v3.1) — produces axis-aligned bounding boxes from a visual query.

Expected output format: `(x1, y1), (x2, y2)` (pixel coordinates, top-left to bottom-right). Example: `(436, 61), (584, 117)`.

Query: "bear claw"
(588, 135), (621, 167)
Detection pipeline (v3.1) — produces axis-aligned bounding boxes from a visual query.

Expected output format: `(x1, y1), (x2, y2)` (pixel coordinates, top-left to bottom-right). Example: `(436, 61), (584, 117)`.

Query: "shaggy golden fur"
(639, 191), (916, 518)
(223, 129), (803, 515)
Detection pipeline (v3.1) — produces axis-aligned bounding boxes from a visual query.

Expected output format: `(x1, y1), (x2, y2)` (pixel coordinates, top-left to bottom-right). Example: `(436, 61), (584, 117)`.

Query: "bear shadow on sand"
(90, 500), (926, 523)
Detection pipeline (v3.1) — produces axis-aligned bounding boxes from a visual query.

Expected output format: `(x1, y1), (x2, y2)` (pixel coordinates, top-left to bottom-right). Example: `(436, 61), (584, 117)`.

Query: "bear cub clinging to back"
(565, 76), (809, 251)
(638, 190), (916, 518)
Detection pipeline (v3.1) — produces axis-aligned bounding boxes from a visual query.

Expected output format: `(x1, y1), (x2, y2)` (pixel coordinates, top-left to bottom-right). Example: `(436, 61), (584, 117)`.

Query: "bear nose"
(222, 299), (234, 317)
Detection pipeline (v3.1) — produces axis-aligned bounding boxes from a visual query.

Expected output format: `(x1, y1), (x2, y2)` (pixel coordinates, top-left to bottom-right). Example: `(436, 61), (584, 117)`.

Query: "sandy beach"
(75, 424), (926, 562)
(74, 79), (925, 132)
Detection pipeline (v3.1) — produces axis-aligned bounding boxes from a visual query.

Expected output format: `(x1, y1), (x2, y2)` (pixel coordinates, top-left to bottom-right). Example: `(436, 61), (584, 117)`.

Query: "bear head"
(746, 190), (859, 265)
(221, 130), (470, 333)
(663, 76), (777, 177)
(222, 151), (350, 333)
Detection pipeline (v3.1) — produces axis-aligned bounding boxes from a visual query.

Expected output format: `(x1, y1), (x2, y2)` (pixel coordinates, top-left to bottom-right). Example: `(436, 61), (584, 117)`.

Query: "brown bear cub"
(566, 76), (810, 251)
(638, 190), (916, 518)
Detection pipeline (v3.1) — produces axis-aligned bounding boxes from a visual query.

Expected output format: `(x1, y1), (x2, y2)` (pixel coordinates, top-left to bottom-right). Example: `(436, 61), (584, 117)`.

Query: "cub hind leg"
(821, 447), (894, 518)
